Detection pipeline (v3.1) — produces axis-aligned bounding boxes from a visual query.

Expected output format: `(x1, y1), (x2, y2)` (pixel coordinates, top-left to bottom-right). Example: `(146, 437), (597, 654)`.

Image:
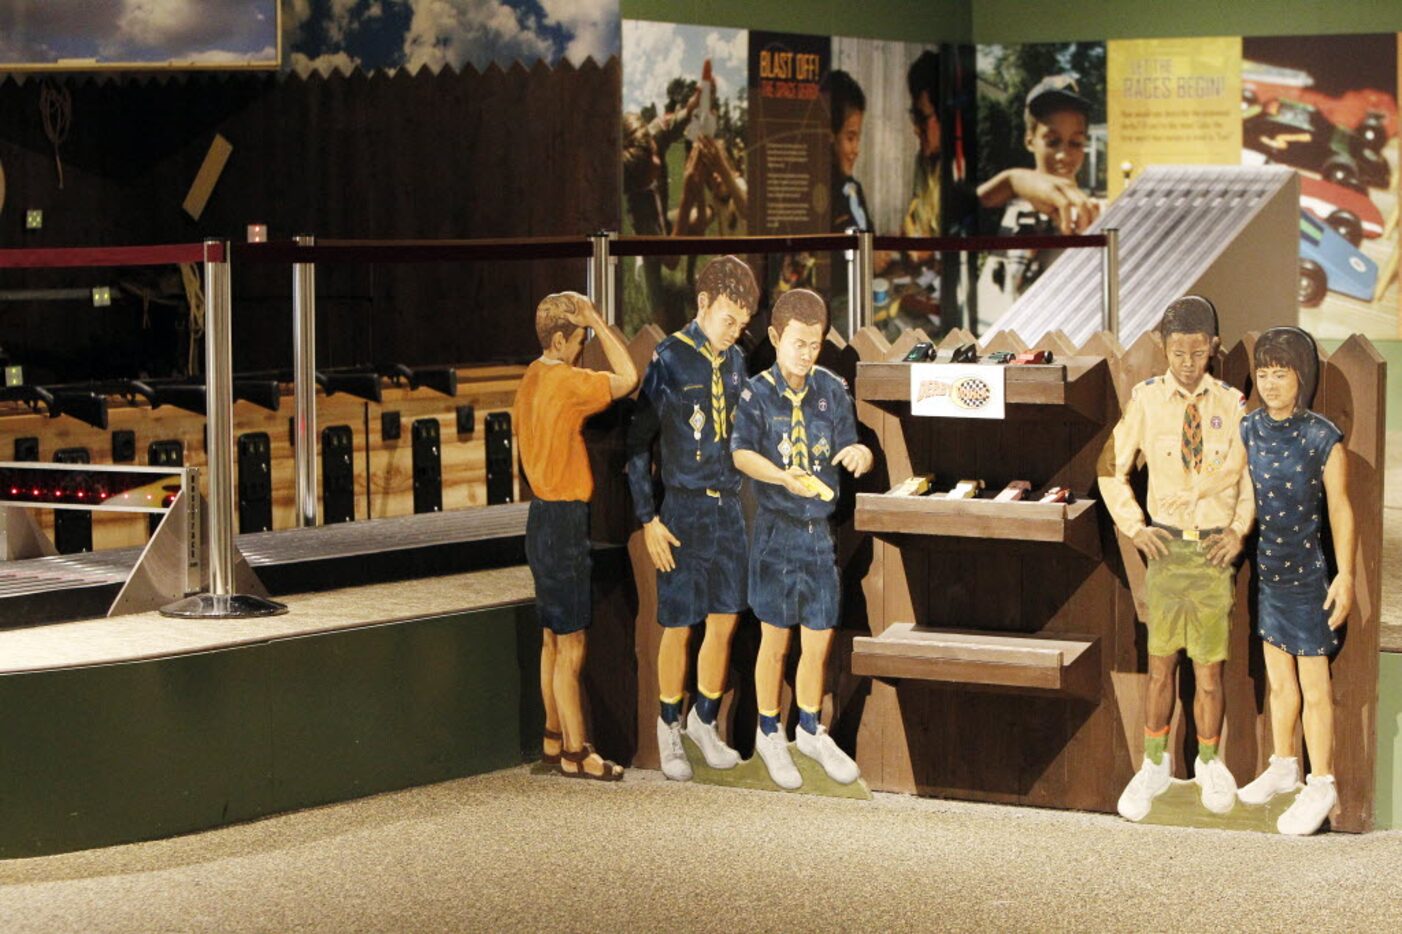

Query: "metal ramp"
(0, 503), (529, 628)
(986, 165), (1300, 347)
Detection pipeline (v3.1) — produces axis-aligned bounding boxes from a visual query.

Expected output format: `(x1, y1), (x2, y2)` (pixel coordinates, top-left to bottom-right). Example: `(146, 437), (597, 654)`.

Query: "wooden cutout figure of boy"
(515, 291), (638, 780)
(625, 255), (759, 780)
(1166, 327), (1355, 834)
(731, 288), (873, 788)
(1097, 295), (1254, 820)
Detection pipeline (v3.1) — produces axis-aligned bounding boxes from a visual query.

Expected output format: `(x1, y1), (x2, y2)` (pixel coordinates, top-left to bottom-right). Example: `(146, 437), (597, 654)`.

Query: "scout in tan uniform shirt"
(1097, 295), (1254, 821)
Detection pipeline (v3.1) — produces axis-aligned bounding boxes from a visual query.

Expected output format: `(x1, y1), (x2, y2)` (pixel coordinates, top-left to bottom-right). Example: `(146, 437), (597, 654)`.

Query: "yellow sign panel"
(1107, 37), (1243, 199)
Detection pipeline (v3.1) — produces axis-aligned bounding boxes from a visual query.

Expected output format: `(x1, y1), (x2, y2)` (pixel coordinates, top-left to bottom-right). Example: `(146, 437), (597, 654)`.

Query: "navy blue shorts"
(656, 488), (747, 627)
(748, 509), (838, 631)
(526, 499), (591, 635)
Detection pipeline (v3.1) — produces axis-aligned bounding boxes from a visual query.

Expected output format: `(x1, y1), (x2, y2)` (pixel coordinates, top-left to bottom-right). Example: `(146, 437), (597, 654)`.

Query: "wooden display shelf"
(851, 623), (1100, 698)
(854, 495), (1100, 559)
(855, 356), (1105, 421)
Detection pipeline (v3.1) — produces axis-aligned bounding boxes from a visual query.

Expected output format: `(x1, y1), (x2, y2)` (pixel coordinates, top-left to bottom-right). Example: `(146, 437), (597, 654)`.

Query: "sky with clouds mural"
(0, 0), (280, 67)
(287, 0), (620, 76)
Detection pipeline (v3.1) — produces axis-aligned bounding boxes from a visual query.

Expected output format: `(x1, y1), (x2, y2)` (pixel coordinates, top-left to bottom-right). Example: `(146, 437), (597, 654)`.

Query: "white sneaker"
(685, 706), (740, 769)
(1277, 773), (1338, 836)
(794, 724), (860, 785)
(753, 726), (802, 790)
(1117, 753), (1172, 821)
(1193, 756), (1237, 814)
(656, 717), (692, 782)
(1237, 755), (1300, 805)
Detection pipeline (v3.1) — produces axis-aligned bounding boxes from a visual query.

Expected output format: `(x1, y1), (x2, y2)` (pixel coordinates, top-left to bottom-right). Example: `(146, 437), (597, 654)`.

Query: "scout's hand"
(1131, 526), (1172, 561)
(1007, 169), (1099, 234)
(833, 443), (874, 477)
(1324, 572), (1354, 630)
(562, 293), (602, 329)
(644, 517), (682, 573)
(1203, 528), (1244, 568)
(782, 466), (820, 498)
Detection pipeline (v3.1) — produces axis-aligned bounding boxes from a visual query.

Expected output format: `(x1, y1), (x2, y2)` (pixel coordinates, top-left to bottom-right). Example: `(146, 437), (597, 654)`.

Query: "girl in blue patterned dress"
(1173, 327), (1355, 835)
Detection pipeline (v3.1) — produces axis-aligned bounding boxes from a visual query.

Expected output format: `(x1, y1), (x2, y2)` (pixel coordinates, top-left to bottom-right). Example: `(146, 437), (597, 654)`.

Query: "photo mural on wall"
(285, 0), (620, 75)
(620, 19), (749, 335)
(0, 1), (281, 69)
(1238, 33), (1397, 340)
(975, 41), (1106, 332)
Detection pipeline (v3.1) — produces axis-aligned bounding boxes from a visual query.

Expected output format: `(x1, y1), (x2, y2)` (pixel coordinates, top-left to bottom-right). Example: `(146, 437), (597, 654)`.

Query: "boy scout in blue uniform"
(731, 288), (873, 788)
(626, 256), (758, 780)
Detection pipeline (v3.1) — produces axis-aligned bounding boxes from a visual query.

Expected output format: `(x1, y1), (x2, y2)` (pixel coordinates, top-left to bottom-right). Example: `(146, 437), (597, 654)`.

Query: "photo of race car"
(1243, 92), (1391, 192)
(1297, 210), (1378, 308)
(1241, 36), (1398, 339)
(1298, 176), (1385, 247)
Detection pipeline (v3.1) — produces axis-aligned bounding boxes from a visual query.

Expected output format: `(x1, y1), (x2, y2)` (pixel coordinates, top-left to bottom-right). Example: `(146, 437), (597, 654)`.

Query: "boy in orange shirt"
(515, 291), (638, 780)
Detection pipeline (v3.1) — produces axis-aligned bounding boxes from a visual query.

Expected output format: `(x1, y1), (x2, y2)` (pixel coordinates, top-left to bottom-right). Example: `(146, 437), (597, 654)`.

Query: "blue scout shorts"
(748, 509), (839, 631)
(656, 487), (747, 627)
(525, 499), (591, 635)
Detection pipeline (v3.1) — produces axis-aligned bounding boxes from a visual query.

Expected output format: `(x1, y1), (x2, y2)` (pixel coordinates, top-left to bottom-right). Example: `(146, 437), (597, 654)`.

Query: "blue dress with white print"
(1241, 407), (1344, 656)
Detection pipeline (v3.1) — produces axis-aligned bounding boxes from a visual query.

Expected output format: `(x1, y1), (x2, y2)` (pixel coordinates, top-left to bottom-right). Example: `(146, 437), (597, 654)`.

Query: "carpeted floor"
(1, 766), (1399, 933)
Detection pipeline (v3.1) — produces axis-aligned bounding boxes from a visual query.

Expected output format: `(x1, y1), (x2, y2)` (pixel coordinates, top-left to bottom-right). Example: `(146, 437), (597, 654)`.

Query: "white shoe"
(1277, 774), (1338, 836)
(1117, 753), (1172, 821)
(1193, 756), (1237, 814)
(1237, 755), (1299, 805)
(794, 724), (860, 785)
(656, 717), (692, 782)
(685, 706), (740, 769)
(754, 726), (802, 790)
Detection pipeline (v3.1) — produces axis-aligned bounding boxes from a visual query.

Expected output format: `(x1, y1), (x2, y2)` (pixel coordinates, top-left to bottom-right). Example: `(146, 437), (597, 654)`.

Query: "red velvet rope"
(0, 233), (1110, 271)
(232, 237), (594, 264)
(0, 242), (224, 269)
(873, 234), (1108, 253)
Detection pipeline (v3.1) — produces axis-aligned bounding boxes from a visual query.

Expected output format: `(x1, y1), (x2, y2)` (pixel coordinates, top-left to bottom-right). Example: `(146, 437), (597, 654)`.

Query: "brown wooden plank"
(1318, 335), (1385, 832)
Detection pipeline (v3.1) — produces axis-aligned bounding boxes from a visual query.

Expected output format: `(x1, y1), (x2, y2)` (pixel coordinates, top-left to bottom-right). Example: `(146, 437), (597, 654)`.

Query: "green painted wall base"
(0, 605), (538, 859)
(1377, 651), (1402, 830)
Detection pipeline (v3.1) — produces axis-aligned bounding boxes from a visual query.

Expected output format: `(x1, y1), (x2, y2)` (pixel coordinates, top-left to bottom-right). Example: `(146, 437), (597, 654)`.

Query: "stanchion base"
(159, 593), (289, 619)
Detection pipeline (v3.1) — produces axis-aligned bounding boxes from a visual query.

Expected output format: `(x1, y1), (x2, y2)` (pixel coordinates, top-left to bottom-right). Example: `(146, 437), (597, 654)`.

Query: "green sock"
(1198, 737), (1219, 763)
(1145, 733), (1167, 765)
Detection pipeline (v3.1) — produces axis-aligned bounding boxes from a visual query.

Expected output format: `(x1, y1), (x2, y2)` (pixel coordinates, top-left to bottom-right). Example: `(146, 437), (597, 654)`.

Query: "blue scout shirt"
(625, 319), (747, 524)
(731, 362), (858, 521)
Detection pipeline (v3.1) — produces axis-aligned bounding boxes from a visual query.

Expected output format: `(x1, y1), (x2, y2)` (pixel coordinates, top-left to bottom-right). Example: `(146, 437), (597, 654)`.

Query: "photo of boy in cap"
(1097, 295), (1253, 820)
(625, 256), (759, 781)
(730, 288), (873, 790)
(977, 73), (1102, 326)
(515, 291), (638, 781)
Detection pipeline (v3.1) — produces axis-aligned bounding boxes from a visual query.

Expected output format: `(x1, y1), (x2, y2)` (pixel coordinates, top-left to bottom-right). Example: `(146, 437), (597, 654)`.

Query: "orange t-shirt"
(514, 357), (613, 502)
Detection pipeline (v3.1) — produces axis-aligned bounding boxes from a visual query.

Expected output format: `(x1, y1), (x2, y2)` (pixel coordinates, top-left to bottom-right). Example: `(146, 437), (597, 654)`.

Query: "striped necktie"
(1181, 396), (1203, 473)
(782, 386), (808, 470)
(701, 344), (727, 440)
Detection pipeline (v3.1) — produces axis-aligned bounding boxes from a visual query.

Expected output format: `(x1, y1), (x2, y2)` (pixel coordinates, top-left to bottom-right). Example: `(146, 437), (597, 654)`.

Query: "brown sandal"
(559, 743), (623, 782)
(542, 728), (564, 766)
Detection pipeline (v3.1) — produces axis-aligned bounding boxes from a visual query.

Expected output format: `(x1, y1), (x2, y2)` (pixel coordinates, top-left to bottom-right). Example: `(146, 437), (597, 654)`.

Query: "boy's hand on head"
(560, 292), (600, 328)
(834, 443), (873, 477)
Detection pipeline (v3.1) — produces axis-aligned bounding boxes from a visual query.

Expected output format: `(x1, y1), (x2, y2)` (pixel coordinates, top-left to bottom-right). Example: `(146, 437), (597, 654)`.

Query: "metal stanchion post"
(856, 231), (874, 336)
(588, 231), (615, 326)
(292, 234), (318, 528)
(1101, 227), (1120, 338)
(162, 240), (287, 618)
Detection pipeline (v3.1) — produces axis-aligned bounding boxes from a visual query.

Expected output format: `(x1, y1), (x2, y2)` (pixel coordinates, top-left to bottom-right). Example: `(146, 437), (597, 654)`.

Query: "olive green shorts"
(1144, 538), (1233, 663)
